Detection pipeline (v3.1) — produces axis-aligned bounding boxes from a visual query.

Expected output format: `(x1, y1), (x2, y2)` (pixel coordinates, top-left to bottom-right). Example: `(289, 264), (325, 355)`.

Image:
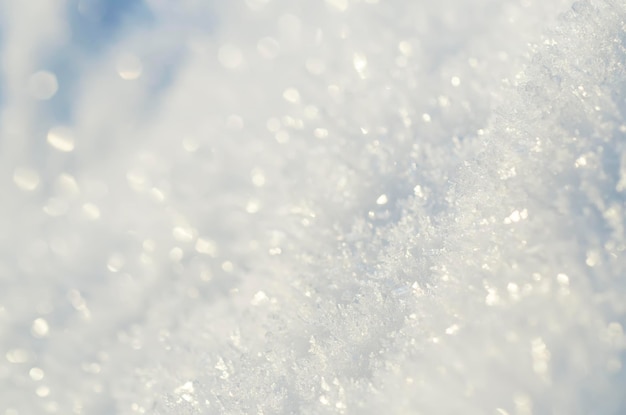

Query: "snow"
(1, 0), (626, 413)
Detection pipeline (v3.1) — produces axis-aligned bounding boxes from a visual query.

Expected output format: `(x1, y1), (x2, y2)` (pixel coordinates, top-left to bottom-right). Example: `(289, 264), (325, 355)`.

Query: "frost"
(2, 0), (626, 414)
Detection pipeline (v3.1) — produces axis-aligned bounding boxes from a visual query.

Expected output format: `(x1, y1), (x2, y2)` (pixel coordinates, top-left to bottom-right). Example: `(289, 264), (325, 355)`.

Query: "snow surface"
(2, 0), (626, 413)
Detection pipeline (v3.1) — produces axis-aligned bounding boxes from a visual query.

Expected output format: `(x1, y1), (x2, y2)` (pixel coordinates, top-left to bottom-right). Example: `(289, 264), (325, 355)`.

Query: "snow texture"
(1, 0), (626, 413)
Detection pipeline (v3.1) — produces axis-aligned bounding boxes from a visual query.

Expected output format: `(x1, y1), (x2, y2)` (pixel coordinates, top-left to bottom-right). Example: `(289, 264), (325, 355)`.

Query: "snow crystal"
(2, 0), (626, 414)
